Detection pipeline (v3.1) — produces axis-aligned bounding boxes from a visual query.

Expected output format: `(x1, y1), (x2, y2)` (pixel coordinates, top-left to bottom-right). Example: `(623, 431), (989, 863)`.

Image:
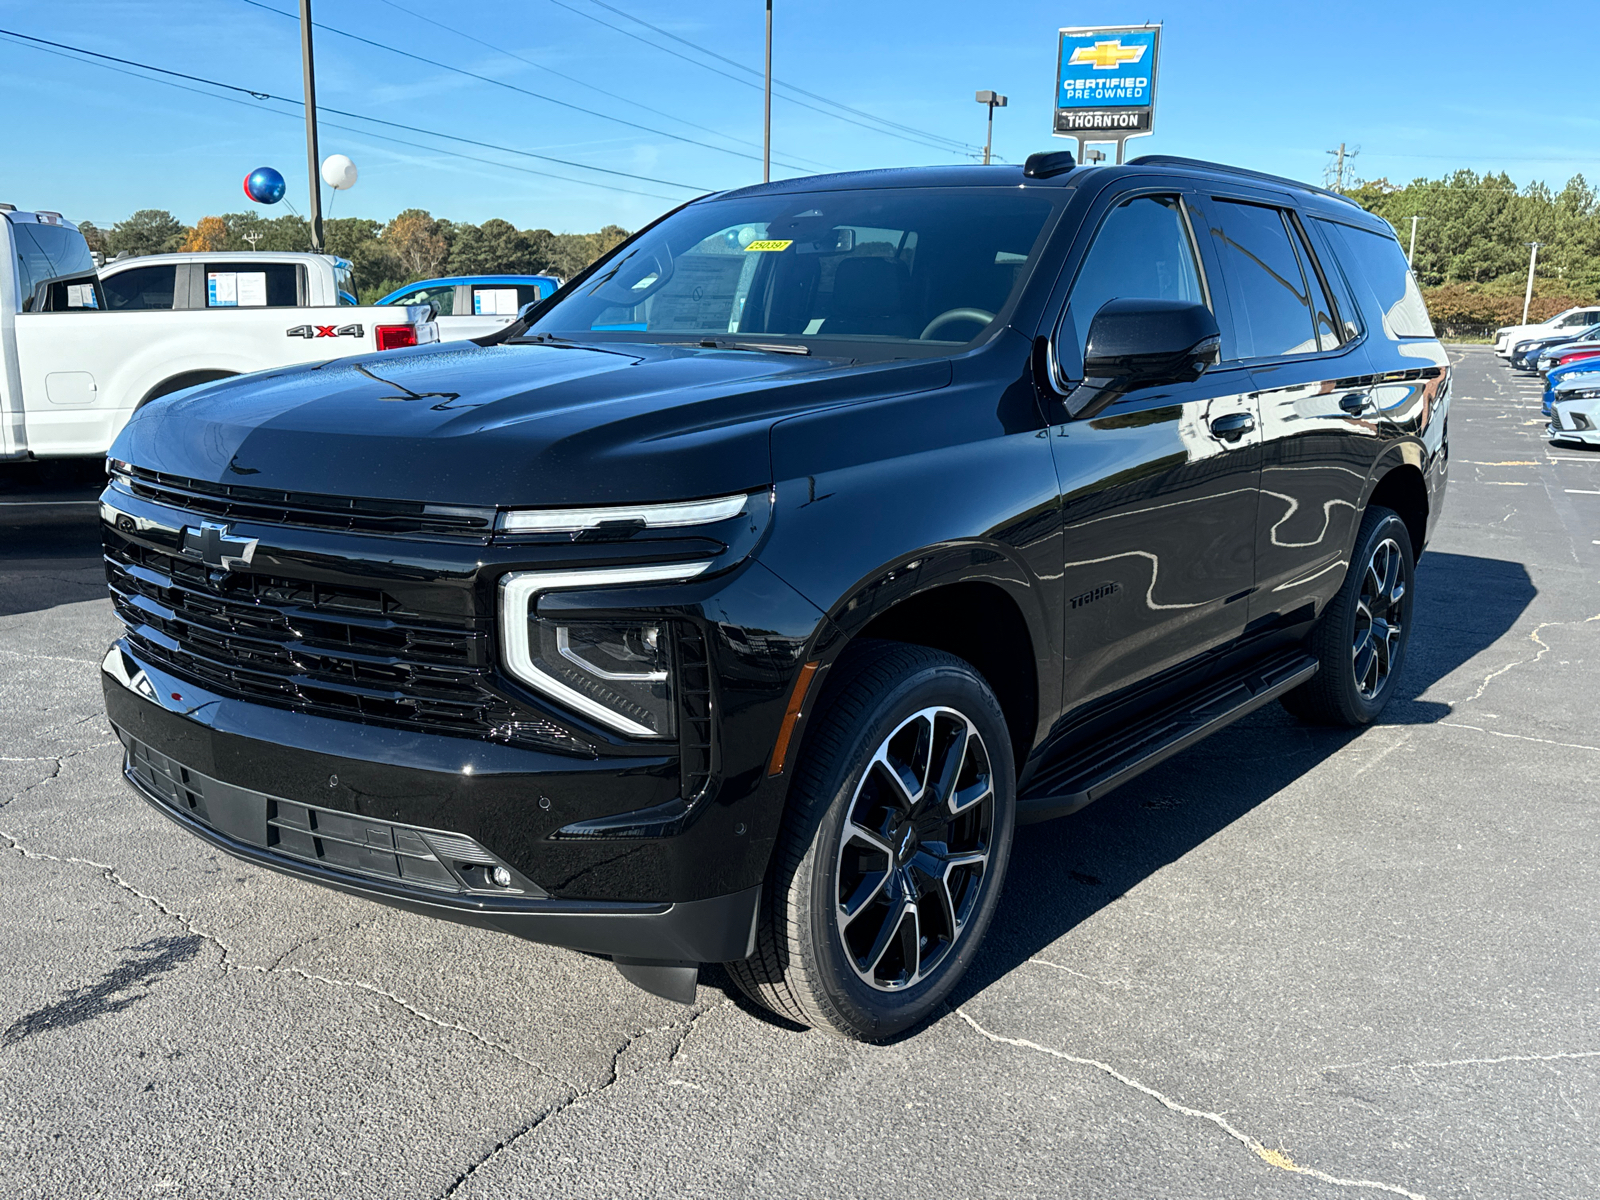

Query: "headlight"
(499, 562), (710, 738)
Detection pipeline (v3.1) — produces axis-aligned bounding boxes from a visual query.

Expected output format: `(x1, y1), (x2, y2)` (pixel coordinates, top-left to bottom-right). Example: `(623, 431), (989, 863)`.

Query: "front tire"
(727, 642), (1016, 1042)
(1281, 505), (1415, 726)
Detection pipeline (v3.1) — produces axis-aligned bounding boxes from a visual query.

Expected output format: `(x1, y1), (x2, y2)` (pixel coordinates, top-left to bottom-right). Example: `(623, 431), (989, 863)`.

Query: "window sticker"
(236, 272), (268, 307)
(66, 283), (98, 309)
(743, 239), (793, 252)
(474, 288), (521, 315)
(208, 272), (268, 307)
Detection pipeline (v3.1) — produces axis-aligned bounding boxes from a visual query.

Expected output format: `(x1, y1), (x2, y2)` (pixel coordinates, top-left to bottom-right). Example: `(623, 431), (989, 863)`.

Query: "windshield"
(523, 188), (1062, 357)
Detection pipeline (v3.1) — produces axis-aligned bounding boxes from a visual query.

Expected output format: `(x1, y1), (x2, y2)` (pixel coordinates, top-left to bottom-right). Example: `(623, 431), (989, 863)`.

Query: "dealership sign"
(1054, 25), (1161, 153)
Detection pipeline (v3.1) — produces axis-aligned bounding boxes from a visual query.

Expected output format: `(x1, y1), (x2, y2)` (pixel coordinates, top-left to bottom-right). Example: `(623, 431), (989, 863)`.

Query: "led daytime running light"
(499, 493), (747, 534)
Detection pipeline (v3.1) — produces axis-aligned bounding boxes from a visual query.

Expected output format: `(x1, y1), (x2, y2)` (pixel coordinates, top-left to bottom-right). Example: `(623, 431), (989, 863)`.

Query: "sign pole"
(1408, 215), (1421, 266)
(299, 0), (323, 252)
(763, 0), (772, 184)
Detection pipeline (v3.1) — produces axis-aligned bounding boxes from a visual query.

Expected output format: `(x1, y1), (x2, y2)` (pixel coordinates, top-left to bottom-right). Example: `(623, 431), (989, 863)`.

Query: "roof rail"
(1125, 155), (1361, 208)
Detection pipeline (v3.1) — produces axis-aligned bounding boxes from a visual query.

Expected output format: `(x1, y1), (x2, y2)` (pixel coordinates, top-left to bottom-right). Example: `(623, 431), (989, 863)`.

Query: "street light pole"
(1407, 214), (1421, 266)
(299, 0), (324, 251)
(974, 91), (1007, 165)
(762, 0), (772, 183)
(1522, 242), (1543, 326)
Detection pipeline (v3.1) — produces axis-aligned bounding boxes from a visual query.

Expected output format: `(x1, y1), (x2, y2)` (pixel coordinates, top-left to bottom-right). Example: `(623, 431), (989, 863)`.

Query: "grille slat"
(119, 466), (495, 540)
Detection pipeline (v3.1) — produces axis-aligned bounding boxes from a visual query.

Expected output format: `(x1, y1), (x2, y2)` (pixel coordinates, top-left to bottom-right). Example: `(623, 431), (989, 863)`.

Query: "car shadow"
(702, 551), (1537, 1036)
(0, 460), (107, 618)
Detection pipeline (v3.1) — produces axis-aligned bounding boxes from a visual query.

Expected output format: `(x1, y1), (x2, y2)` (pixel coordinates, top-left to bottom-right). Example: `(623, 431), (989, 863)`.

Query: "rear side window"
(1316, 221), (1435, 340)
(103, 264), (177, 310)
(471, 284), (549, 314)
(333, 263), (357, 306)
(202, 261), (300, 307)
(389, 283), (455, 315)
(12, 222), (98, 312)
(1208, 201), (1319, 359)
(1064, 194), (1207, 351)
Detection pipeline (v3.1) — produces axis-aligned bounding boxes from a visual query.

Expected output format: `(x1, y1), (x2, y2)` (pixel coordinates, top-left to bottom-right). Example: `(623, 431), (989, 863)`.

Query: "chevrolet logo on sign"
(181, 521), (258, 572)
(1068, 40), (1147, 70)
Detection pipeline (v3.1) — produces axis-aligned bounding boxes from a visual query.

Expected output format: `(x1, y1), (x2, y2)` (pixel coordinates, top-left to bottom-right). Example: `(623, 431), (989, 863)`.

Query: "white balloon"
(321, 154), (358, 190)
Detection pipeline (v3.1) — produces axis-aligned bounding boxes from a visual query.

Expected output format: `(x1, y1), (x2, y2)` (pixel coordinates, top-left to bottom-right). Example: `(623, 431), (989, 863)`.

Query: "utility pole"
(1333, 142), (1345, 190)
(299, 0), (324, 251)
(762, 0), (772, 183)
(975, 91), (1008, 165)
(1521, 242), (1543, 325)
(1407, 215), (1421, 266)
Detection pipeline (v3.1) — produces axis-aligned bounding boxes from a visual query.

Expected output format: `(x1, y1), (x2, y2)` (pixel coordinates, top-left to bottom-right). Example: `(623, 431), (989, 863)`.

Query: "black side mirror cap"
(1069, 298), (1222, 418)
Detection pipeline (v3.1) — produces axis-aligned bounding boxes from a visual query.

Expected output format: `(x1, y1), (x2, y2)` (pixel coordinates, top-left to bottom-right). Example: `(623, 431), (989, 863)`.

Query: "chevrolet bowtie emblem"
(181, 521), (258, 572)
(1069, 39), (1147, 70)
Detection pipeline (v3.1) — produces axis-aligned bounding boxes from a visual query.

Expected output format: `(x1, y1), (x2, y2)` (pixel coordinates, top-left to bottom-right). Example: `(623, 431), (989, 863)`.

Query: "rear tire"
(1281, 505), (1415, 727)
(727, 642), (1015, 1042)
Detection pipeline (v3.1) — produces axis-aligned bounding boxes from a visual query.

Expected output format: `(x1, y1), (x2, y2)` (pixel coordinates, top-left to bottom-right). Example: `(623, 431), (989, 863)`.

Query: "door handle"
(1209, 412), (1256, 442)
(1339, 392), (1368, 414)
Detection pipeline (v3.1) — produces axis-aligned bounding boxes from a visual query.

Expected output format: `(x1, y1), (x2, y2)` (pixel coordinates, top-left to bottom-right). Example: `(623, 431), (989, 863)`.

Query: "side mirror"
(1067, 298), (1221, 418)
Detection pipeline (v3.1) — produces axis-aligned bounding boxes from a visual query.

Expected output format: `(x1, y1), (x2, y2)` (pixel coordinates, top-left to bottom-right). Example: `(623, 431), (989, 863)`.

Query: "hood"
(113, 340), (951, 507)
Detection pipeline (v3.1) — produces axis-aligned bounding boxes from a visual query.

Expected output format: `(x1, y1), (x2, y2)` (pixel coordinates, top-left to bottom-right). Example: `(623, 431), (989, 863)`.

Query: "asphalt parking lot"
(2, 345), (1596, 1200)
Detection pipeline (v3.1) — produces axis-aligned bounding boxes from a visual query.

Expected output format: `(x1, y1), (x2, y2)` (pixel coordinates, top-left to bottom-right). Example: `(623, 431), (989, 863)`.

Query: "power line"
(367, 0), (833, 173)
(0, 27), (706, 195)
(236, 0), (793, 172)
(583, 0), (975, 155)
(545, 0), (972, 158)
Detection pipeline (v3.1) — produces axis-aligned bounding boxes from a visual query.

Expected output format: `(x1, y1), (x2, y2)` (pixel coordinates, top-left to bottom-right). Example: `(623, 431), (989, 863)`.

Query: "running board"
(1016, 651), (1318, 824)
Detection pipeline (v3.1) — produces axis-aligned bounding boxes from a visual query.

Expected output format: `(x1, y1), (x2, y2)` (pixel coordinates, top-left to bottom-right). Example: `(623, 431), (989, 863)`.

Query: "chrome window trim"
(498, 561), (711, 737)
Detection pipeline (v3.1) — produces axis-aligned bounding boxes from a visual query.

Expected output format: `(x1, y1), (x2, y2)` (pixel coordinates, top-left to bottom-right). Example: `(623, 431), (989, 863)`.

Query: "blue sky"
(0, 0), (1592, 234)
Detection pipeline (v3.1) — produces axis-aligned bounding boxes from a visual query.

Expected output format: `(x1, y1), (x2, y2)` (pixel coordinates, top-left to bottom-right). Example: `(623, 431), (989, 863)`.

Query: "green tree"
(106, 209), (185, 257)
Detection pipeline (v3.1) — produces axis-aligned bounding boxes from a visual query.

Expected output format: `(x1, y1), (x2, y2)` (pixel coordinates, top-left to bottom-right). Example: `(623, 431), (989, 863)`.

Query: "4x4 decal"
(286, 324), (364, 339)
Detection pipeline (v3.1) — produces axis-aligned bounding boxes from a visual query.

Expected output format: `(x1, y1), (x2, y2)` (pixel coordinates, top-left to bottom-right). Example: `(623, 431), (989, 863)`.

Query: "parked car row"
(1491, 305), (1600, 447)
(0, 205), (563, 459)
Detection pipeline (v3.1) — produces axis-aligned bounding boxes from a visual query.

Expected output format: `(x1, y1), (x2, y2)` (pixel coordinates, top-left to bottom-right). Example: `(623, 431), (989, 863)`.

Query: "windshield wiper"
(682, 338), (811, 356)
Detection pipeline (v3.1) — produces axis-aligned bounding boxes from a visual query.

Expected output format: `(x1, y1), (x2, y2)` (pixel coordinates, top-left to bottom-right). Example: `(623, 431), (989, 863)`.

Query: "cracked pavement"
(2, 348), (1597, 1199)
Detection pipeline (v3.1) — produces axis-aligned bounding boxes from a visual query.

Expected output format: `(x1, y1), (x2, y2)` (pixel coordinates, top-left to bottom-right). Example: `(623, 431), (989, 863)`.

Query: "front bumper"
(105, 645), (760, 962)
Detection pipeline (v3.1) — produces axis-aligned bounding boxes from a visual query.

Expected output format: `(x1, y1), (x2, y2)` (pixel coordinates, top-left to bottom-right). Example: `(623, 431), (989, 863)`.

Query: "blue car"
(1541, 357), (1600, 413)
(378, 274), (562, 341)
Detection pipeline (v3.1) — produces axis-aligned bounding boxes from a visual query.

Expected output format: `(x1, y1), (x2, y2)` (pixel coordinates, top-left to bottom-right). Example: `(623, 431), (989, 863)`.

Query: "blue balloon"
(243, 167), (286, 205)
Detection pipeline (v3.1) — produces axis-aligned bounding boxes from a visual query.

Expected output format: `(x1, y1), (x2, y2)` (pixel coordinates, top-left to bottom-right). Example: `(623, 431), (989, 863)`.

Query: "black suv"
(100, 155), (1449, 1041)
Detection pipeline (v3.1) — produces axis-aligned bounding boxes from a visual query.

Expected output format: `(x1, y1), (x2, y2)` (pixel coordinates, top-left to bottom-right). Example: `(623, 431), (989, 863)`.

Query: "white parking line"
(1566, 489), (1600, 495)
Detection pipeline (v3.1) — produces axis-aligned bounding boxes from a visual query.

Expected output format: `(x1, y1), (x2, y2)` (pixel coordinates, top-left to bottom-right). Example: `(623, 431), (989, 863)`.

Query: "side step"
(1016, 651), (1318, 824)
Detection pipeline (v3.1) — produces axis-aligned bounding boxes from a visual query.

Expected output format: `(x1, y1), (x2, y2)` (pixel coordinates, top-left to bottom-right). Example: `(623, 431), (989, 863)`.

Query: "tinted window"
(1209, 201), (1319, 359)
(527, 188), (1061, 356)
(1288, 219), (1343, 351)
(1305, 224), (1362, 344)
(203, 261), (299, 307)
(103, 264), (177, 310)
(1317, 221), (1435, 340)
(12, 222), (98, 312)
(389, 283), (455, 315)
(1064, 194), (1206, 351)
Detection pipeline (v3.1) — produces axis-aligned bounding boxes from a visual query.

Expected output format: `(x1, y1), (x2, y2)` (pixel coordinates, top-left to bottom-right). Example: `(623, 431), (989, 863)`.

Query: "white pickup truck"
(0, 209), (436, 460)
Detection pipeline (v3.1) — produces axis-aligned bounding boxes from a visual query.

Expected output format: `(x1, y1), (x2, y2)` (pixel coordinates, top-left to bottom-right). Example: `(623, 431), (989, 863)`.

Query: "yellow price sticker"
(743, 239), (793, 252)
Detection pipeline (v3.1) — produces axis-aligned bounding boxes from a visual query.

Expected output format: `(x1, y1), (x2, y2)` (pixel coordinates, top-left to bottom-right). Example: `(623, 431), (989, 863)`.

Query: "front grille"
(106, 536), (588, 754)
(122, 733), (545, 896)
(117, 466), (495, 540)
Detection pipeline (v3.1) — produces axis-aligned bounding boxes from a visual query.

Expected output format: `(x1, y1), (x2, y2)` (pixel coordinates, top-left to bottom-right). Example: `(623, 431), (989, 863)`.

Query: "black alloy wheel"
(1281, 504), (1416, 726)
(728, 642), (1016, 1042)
